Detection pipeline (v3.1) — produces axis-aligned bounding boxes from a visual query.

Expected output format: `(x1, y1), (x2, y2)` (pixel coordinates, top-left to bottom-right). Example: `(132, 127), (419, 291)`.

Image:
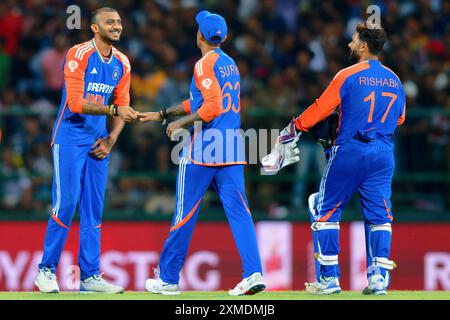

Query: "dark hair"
(356, 23), (387, 55)
(200, 33), (221, 47)
(91, 7), (118, 24)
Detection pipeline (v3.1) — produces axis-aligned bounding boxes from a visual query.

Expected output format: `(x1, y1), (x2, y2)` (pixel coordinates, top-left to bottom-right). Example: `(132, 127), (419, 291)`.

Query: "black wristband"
(159, 109), (168, 125)
(161, 108), (168, 119)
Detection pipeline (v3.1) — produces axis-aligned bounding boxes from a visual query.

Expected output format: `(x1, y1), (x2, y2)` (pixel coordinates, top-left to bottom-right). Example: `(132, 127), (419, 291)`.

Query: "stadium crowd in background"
(0, 0), (449, 217)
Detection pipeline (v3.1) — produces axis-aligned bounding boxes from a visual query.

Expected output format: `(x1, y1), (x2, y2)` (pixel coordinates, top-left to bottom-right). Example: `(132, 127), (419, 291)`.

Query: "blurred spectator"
(0, 38), (12, 89)
(40, 33), (69, 105)
(0, 2), (24, 56)
(1, 145), (32, 211)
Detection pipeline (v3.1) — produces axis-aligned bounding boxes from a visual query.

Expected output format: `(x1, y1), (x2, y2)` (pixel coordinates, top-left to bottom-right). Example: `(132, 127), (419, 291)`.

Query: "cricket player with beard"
(35, 7), (139, 293)
(262, 23), (406, 295)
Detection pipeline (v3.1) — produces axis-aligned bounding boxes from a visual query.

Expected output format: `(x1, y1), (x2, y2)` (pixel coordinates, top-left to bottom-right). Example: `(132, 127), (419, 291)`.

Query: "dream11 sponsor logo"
(0, 250), (220, 291)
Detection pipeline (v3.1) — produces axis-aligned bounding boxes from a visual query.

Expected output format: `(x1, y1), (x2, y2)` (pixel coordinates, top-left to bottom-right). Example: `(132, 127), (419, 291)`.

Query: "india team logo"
(112, 66), (119, 80)
(202, 78), (213, 90)
(67, 60), (79, 72)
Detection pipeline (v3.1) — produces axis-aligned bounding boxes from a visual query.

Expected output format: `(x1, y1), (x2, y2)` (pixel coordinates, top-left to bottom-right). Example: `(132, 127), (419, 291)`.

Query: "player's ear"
(91, 23), (98, 33)
(361, 41), (368, 54)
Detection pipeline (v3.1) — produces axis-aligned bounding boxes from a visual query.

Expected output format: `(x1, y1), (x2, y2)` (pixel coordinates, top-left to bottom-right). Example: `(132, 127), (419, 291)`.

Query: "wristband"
(109, 104), (118, 117)
(160, 108), (168, 125)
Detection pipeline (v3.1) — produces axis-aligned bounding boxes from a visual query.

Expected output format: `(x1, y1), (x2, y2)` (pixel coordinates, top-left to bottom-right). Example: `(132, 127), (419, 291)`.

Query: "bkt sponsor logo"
(0, 250), (220, 291)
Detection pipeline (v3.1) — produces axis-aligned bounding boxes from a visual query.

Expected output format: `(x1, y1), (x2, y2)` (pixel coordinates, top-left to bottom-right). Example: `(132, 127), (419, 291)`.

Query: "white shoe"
(229, 272), (266, 296)
(305, 276), (341, 295)
(34, 267), (60, 293)
(364, 274), (388, 295)
(145, 278), (181, 295)
(305, 280), (322, 294)
(80, 274), (124, 294)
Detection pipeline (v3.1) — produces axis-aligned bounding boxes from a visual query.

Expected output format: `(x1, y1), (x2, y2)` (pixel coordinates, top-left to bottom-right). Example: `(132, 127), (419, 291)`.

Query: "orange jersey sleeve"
(113, 49), (131, 106)
(294, 62), (370, 132)
(397, 102), (406, 126)
(64, 45), (91, 113)
(182, 99), (191, 114)
(194, 53), (222, 122)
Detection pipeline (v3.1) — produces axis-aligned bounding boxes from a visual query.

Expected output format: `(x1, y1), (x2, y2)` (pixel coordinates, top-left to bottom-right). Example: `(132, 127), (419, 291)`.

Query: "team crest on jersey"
(112, 66), (120, 80)
(202, 78), (213, 90)
(67, 60), (79, 72)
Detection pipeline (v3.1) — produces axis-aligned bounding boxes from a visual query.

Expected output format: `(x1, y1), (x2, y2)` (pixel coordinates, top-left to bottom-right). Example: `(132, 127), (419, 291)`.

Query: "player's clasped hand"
(166, 120), (184, 141)
(138, 112), (162, 123)
(117, 106), (139, 123)
(89, 136), (115, 159)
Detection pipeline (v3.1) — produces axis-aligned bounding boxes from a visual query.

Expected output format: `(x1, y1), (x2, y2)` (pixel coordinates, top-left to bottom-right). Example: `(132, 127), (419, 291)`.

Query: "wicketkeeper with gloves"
(262, 23), (406, 295)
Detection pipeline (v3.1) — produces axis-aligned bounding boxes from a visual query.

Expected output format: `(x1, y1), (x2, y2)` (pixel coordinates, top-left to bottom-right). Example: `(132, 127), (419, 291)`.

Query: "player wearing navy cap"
(140, 11), (265, 296)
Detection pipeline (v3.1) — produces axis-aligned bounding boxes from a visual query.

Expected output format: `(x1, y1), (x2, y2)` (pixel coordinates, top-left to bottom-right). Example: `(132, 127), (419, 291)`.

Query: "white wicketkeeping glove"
(261, 119), (301, 175)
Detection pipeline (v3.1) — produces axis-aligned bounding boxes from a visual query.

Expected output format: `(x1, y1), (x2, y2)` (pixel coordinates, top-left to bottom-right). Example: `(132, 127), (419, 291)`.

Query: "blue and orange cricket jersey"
(294, 60), (406, 143)
(180, 48), (245, 165)
(51, 38), (131, 146)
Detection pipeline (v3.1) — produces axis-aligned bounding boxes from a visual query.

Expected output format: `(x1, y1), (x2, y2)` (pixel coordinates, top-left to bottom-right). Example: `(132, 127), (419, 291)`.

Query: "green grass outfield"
(0, 291), (448, 300)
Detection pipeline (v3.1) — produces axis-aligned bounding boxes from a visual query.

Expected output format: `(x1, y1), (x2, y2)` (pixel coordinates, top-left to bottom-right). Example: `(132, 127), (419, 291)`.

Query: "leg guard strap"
(316, 254), (339, 266)
(370, 223), (392, 233)
(372, 257), (397, 270)
(311, 221), (340, 231)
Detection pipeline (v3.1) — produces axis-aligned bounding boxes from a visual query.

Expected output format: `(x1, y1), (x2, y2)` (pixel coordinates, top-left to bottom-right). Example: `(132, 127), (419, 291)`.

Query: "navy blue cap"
(195, 10), (227, 45)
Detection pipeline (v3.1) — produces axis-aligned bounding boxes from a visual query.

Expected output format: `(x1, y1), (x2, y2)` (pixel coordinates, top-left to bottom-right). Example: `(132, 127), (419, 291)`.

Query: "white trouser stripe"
(52, 144), (61, 217)
(175, 158), (184, 224)
(371, 223), (392, 233)
(317, 146), (339, 213)
(179, 158), (186, 223)
(175, 158), (182, 224)
(176, 158), (186, 224)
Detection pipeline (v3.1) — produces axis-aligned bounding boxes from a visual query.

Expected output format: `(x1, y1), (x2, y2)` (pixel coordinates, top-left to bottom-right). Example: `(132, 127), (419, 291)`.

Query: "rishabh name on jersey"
(181, 48), (246, 165)
(295, 60), (406, 146)
(51, 39), (131, 146)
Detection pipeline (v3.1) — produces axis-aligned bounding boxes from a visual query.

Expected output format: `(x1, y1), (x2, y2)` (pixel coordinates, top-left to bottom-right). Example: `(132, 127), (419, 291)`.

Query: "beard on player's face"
(349, 47), (360, 64)
(98, 25), (121, 43)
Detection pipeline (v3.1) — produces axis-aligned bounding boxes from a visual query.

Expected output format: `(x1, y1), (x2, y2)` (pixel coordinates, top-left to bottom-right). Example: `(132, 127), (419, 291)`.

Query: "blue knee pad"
(366, 223), (396, 287)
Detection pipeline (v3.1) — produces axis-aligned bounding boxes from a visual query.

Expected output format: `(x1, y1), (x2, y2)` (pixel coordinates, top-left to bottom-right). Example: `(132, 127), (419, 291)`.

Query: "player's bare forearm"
(177, 111), (202, 127)
(80, 101), (138, 123)
(109, 117), (125, 142)
(166, 112), (202, 139)
(166, 103), (187, 116)
(81, 101), (111, 115)
(139, 102), (187, 123)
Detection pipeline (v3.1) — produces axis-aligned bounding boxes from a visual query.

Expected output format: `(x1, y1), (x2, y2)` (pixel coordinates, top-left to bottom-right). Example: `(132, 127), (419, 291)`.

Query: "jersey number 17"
(363, 91), (397, 123)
